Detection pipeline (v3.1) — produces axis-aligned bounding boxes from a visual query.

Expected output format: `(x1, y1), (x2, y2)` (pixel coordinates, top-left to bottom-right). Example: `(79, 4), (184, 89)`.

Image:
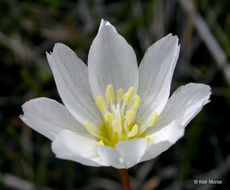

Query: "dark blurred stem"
(119, 169), (132, 190)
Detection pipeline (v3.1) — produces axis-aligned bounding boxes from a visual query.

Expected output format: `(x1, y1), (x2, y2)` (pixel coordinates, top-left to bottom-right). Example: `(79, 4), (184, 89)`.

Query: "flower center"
(84, 84), (158, 147)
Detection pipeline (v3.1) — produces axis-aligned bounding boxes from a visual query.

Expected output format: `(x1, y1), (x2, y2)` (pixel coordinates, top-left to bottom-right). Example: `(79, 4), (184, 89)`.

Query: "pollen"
(106, 84), (114, 104)
(104, 112), (115, 122)
(96, 96), (107, 113)
(128, 124), (138, 137)
(112, 120), (122, 133)
(85, 122), (97, 137)
(84, 84), (158, 147)
(130, 95), (141, 110)
(125, 109), (135, 125)
(116, 89), (124, 101)
(123, 87), (134, 105)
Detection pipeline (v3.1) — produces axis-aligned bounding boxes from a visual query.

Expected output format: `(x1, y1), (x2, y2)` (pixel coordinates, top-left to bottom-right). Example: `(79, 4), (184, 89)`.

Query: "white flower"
(20, 19), (211, 169)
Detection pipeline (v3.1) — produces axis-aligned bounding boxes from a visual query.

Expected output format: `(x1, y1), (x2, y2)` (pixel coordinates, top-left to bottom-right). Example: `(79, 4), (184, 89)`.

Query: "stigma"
(84, 84), (158, 147)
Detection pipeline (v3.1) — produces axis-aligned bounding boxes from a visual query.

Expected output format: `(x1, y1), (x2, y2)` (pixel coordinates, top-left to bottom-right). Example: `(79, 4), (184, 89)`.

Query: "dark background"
(0, 0), (230, 189)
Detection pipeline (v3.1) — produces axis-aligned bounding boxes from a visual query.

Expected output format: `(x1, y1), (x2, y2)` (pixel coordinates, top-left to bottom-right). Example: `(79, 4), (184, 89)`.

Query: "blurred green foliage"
(0, 0), (230, 189)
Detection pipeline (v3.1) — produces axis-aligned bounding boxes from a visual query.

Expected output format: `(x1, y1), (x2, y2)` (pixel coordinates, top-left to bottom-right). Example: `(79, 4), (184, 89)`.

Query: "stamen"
(130, 95), (141, 110)
(123, 120), (129, 133)
(128, 124), (138, 137)
(145, 135), (151, 143)
(96, 96), (107, 113)
(89, 84), (157, 147)
(106, 84), (114, 104)
(148, 112), (158, 127)
(116, 88), (124, 101)
(123, 87), (134, 105)
(125, 109), (135, 125)
(112, 120), (122, 133)
(139, 112), (158, 134)
(85, 122), (97, 137)
(98, 140), (104, 147)
(104, 112), (115, 122)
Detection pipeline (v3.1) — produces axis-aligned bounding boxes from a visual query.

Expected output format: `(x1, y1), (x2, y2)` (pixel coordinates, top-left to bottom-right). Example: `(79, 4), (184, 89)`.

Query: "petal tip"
(98, 18), (117, 33)
(46, 51), (52, 60)
(53, 43), (66, 51)
(21, 100), (31, 112)
(165, 33), (180, 46)
(99, 19), (106, 30)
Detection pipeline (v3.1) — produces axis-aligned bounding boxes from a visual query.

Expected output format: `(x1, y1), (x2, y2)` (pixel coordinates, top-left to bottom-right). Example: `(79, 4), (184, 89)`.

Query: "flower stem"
(119, 169), (132, 190)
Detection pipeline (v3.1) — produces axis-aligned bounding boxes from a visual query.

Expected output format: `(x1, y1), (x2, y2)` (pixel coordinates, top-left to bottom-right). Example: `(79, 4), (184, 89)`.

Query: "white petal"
(88, 19), (138, 99)
(98, 138), (147, 169)
(140, 141), (172, 162)
(51, 129), (108, 167)
(97, 146), (122, 168)
(47, 43), (102, 126)
(140, 121), (184, 162)
(20, 98), (89, 140)
(147, 83), (211, 134)
(137, 34), (180, 124)
(141, 83), (211, 162)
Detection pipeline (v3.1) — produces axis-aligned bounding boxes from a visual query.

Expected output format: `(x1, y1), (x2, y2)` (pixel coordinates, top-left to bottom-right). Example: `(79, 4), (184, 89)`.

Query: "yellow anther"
(106, 84), (114, 104)
(85, 122), (97, 137)
(104, 112), (115, 123)
(123, 87), (134, 105)
(128, 124), (138, 137)
(96, 96), (107, 113)
(148, 112), (158, 127)
(112, 120), (122, 133)
(91, 85), (145, 147)
(145, 135), (151, 143)
(116, 88), (124, 101)
(125, 109), (135, 125)
(130, 95), (141, 110)
(98, 140), (104, 147)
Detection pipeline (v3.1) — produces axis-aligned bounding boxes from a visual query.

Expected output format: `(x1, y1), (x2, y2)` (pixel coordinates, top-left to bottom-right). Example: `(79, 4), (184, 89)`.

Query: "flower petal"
(88, 19), (138, 98)
(137, 34), (180, 124)
(147, 83), (211, 134)
(47, 43), (102, 126)
(140, 121), (184, 162)
(98, 138), (147, 169)
(141, 83), (211, 162)
(20, 98), (89, 140)
(51, 129), (108, 167)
